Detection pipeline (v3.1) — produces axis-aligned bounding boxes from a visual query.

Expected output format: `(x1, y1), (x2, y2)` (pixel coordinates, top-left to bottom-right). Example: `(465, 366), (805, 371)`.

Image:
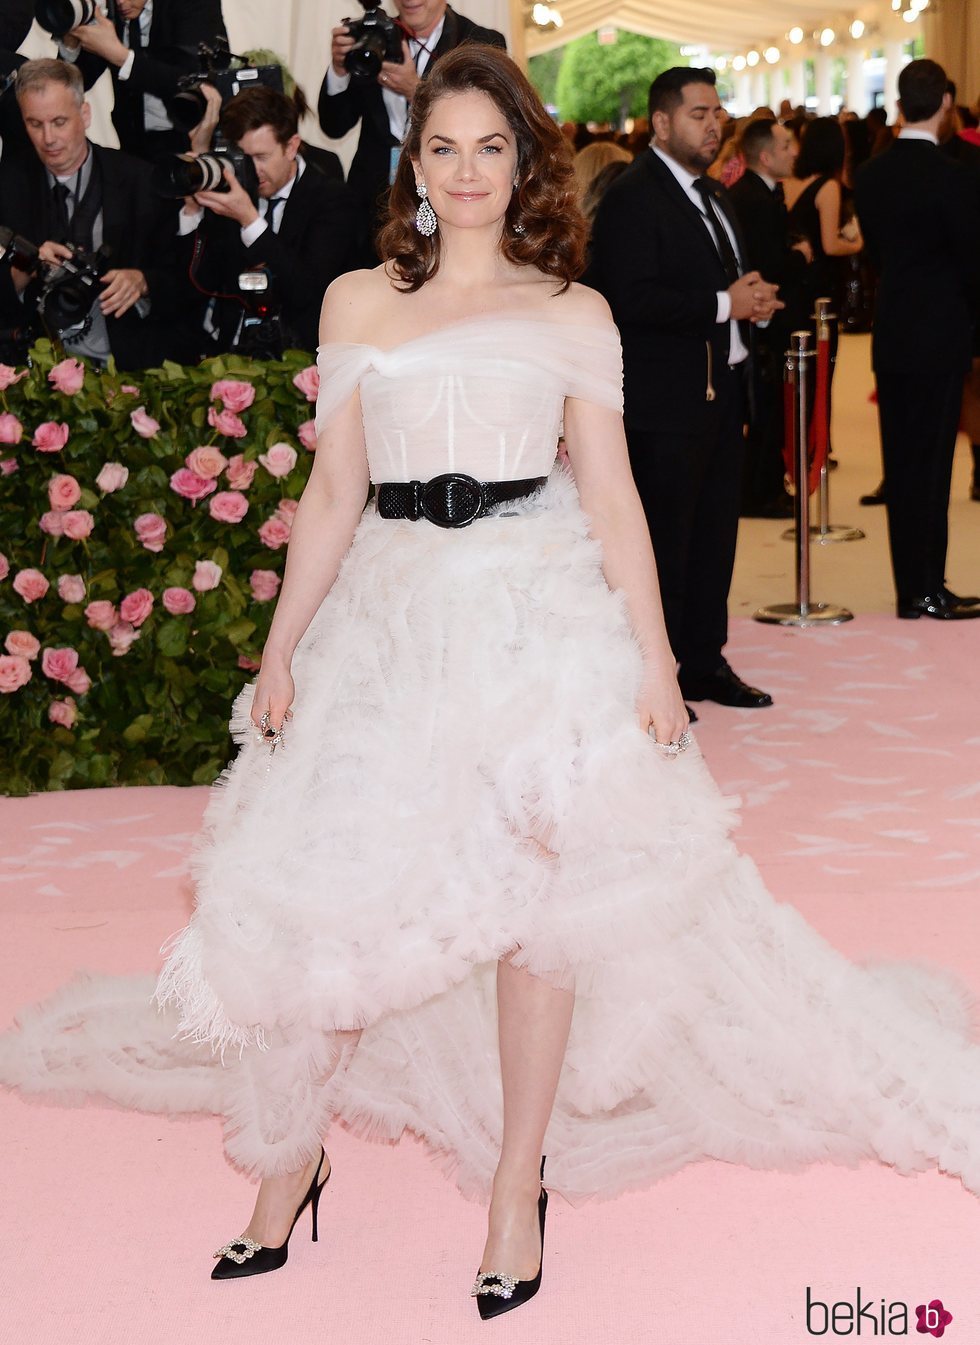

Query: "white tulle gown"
(3, 314), (980, 1204)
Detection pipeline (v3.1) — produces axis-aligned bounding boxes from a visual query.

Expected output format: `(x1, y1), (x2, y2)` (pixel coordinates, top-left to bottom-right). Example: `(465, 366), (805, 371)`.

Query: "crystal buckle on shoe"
(213, 1234), (263, 1264)
(471, 1271), (518, 1299)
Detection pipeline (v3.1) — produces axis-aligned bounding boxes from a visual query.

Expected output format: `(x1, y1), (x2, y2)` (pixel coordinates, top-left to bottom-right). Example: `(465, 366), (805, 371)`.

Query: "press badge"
(389, 147), (401, 184)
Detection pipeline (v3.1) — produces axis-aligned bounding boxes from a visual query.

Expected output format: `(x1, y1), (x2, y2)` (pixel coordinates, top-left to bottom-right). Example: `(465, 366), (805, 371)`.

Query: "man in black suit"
(0, 59), (185, 370)
(729, 118), (813, 517)
(854, 59), (980, 621)
(0, 1), (33, 159)
(58, 0), (227, 160)
(588, 66), (781, 711)
(177, 84), (358, 355)
(319, 0), (505, 234)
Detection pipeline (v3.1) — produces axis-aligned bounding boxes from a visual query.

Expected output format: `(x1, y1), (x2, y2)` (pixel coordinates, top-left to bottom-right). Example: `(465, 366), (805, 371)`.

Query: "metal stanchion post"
(755, 331), (853, 627)
(782, 297), (865, 546)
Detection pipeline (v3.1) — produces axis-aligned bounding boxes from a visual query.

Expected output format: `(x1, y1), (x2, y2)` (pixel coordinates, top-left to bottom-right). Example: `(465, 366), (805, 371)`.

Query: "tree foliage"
(528, 48), (564, 109)
(554, 30), (683, 124)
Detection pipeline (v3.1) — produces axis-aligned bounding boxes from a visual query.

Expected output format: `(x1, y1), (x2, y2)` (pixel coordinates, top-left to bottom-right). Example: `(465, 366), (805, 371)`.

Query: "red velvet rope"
(782, 335), (832, 496)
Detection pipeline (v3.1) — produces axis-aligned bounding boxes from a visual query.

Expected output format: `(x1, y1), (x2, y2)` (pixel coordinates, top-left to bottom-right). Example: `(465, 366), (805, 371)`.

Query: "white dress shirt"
(898, 129), (939, 145)
(325, 15), (446, 143)
(652, 144), (748, 365)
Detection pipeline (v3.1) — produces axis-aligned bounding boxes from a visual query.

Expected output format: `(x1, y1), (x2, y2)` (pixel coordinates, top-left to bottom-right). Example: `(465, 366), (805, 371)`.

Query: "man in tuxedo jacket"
(58, 0), (227, 160)
(177, 85), (358, 356)
(0, 59), (185, 370)
(319, 0), (505, 234)
(588, 66), (781, 711)
(854, 59), (980, 621)
(729, 118), (812, 516)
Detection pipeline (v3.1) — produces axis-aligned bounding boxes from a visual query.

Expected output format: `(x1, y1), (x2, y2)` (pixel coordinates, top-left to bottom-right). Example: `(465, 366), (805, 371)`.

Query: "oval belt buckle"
(421, 472), (484, 528)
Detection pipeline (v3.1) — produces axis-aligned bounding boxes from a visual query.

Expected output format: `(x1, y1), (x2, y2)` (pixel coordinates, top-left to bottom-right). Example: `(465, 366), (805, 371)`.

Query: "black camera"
(169, 38), (285, 131)
(34, 0), (99, 40)
(151, 137), (260, 202)
(0, 226), (40, 276)
(343, 0), (404, 80)
(39, 243), (112, 338)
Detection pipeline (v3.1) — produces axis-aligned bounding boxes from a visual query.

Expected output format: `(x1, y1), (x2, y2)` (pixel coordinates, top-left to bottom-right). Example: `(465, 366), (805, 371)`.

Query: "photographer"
(176, 83), (358, 356)
(0, 58), (185, 369)
(318, 0), (504, 233)
(57, 0), (228, 161)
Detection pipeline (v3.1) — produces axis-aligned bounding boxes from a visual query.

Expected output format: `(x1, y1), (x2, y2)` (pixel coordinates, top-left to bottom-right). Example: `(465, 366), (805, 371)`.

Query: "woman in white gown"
(2, 45), (980, 1320)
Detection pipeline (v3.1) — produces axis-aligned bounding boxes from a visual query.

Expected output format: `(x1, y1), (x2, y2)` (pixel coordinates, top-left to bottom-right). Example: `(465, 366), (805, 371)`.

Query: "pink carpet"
(1, 614), (978, 1345)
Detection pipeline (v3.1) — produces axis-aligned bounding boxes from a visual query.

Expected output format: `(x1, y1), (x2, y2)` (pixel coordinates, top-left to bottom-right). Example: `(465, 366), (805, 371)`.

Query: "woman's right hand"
(250, 656), (295, 737)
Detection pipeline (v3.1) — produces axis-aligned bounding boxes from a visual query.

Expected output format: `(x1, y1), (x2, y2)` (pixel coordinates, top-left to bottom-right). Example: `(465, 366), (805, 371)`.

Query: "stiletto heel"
(211, 1148), (330, 1280)
(472, 1155), (548, 1320)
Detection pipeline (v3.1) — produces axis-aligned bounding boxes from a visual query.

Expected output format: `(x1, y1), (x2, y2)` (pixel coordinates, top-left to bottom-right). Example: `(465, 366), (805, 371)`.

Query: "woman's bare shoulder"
(545, 281), (615, 327)
(319, 265), (399, 345)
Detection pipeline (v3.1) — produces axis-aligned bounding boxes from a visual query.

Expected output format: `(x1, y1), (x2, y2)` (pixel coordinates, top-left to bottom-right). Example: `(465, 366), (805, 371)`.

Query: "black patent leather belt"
(376, 473), (546, 528)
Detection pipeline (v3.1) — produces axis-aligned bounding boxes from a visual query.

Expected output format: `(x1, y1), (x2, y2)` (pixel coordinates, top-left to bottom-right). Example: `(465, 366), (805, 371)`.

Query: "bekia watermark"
(805, 1287), (953, 1337)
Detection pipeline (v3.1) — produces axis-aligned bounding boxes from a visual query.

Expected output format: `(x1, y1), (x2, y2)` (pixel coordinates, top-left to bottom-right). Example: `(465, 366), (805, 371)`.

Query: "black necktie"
(265, 196), (286, 233)
(692, 177), (741, 286)
(772, 181), (786, 206)
(51, 181), (71, 242)
(127, 17), (141, 48)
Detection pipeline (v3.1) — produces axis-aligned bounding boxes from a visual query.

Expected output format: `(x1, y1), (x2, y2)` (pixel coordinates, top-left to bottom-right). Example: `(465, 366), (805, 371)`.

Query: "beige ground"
(730, 332), (980, 618)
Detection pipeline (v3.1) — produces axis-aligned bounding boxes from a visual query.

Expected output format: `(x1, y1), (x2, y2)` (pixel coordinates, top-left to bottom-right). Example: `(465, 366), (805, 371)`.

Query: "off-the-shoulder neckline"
(316, 312), (620, 357)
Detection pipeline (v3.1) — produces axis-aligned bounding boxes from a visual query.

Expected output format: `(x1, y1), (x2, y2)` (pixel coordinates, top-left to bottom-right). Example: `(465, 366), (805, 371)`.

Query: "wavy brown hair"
(376, 45), (587, 292)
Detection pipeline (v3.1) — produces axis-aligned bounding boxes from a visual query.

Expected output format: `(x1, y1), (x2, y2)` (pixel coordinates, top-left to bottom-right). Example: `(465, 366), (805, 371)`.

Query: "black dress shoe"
(679, 663), (773, 708)
(897, 593), (980, 621)
(942, 586), (980, 608)
(860, 482), (886, 506)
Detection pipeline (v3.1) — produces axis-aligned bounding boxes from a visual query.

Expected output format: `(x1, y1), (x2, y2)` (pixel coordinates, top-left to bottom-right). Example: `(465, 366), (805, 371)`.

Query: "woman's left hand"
(637, 665), (689, 750)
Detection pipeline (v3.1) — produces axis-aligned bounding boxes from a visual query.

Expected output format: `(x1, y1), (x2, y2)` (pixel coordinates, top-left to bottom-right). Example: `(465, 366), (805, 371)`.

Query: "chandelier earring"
(414, 181), (437, 237)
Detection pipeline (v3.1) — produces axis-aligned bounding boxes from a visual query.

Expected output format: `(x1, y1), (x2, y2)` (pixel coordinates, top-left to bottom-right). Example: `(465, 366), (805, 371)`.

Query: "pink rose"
(225, 454), (257, 489)
(119, 587), (154, 627)
(207, 406), (247, 439)
(292, 365), (320, 402)
(130, 406), (160, 439)
(162, 586), (196, 615)
(48, 473), (81, 511)
(192, 559), (222, 592)
(65, 665), (91, 695)
(170, 467), (217, 502)
(0, 365), (26, 391)
(0, 413), (23, 444)
(48, 358), (85, 395)
(238, 654), (261, 672)
(134, 512), (167, 552)
(41, 645), (80, 684)
(32, 421), (70, 453)
(0, 553), (9, 581)
(107, 621), (140, 656)
(57, 574), (86, 604)
(5, 630), (40, 660)
(62, 510), (95, 540)
(185, 445), (227, 480)
(258, 442), (297, 479)
(297, 420), (318, 452)
(120, 384), (139, 396)
(96, 462), (129, 493)
(208, 490), (249, 524)
(39, 510), (66, 537)
(48, 697), (77, 728)
(13, 569), (49, 603)
(210, 379), (255, 413)
(249, 569), (281, 602)
(277, 499), (299, 522)
(0, 458), (17, 475)
(0, 654), (31, 693)
(258, 515), (291, 550)
(84, 599), (117, 631)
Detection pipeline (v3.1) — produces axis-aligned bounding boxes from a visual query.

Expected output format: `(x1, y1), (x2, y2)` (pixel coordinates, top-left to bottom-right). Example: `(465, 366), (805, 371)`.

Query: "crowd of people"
(0, 1), (977, 629)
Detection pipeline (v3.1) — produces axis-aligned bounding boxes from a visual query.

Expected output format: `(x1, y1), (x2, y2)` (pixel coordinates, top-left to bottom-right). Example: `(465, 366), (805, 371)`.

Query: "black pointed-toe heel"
(211, 1148), (330, 1281)
(472, 1156), (548, 1320)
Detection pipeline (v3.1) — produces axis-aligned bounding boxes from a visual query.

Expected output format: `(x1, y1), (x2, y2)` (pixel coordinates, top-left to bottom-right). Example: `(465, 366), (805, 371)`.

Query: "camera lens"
(150, 152), (225, 198)
(34, 0), (96, 39)
(344, 29), (388, 80)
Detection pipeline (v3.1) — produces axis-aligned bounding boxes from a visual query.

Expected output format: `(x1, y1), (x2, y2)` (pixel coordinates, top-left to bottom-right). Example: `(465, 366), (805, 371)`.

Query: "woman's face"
(414, 90), (519, 233)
